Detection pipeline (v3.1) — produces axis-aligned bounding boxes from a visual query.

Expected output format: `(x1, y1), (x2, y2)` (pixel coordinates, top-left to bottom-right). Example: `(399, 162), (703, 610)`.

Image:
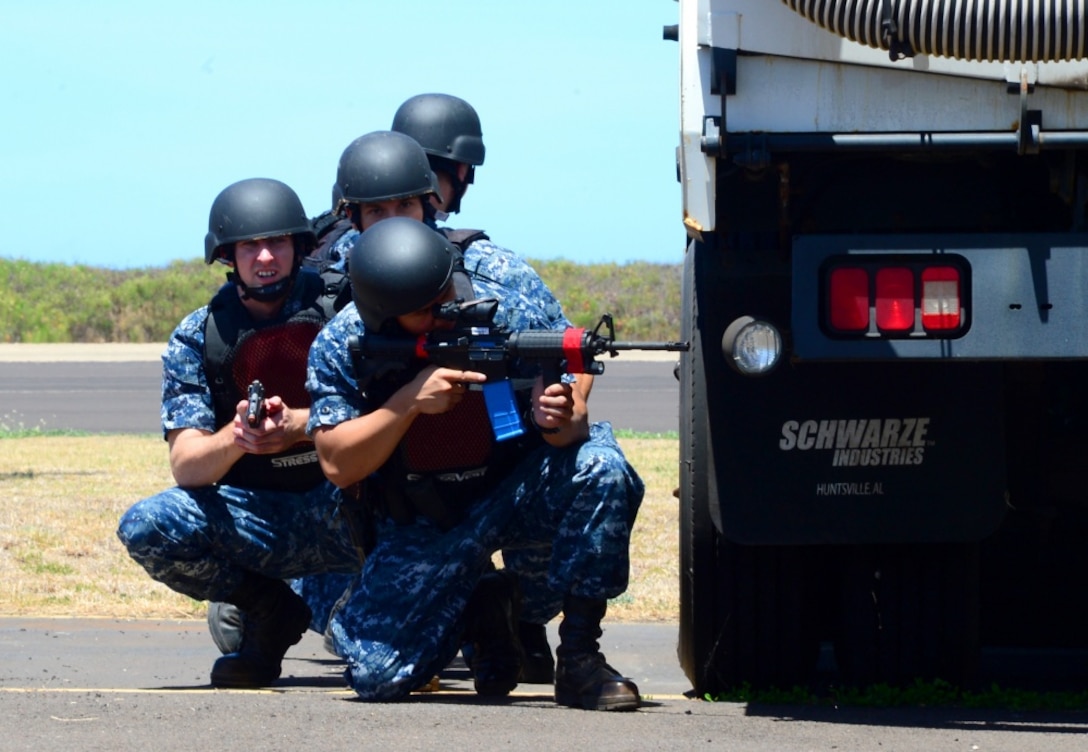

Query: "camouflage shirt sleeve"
(466, 258), (578, 383)
(325, 228), (360, 274)
(463, 239), (571, 331)
(160, 307), (216, 437)
(306, 304), (367, 434)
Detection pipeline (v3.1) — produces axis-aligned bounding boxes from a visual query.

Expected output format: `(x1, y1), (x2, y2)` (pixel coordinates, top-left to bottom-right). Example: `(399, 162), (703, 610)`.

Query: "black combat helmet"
(335, 131), (441, 210)
(392, 93), (485, 214)
(391, 93), (486, 167)
(348, 217), (455, 332)
(204, 178), (314, 265)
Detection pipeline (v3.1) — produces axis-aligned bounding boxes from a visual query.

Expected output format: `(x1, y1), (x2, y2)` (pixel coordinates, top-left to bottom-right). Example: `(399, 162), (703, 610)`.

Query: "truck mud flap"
(705, 360), (1007, 545)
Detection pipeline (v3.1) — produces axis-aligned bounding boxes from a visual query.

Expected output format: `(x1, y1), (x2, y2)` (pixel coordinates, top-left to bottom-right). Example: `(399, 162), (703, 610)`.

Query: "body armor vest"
(362, 364), (538, 528)
(204, 271), (344, 491)
(439, 227), (488, 252)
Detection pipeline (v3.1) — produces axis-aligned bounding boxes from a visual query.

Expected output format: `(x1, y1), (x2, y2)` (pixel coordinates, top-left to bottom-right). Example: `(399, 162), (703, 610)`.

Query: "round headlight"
(722, 316), (782, 376)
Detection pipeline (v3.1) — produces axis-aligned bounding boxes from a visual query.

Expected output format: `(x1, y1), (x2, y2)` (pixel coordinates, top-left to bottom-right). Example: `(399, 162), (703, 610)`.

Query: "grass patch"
(614, 428), (679, 441)
(0, 412), (89, 438)
(18, 550), (76, 576)
(0, 434), (680, 622)
(601, 436), (679, 622)
(0, 434), (205, 619)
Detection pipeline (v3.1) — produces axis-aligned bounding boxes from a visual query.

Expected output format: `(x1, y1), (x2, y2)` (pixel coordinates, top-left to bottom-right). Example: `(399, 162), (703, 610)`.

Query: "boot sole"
(474, 678), (519, 696)
(209, 674), (280, 689)
(210, 658), (282, 689)
(554, 687), (641, 711)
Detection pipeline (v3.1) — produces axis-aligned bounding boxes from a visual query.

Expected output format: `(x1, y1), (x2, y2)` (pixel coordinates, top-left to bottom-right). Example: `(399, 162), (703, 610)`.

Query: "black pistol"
(245, 380), (266, 428)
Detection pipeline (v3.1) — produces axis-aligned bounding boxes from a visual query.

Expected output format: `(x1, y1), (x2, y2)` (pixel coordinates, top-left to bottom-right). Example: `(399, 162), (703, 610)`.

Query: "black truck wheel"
(833, 542), (980, 687)
(677, 240), (716, 690)
(678, 242), (822, 694)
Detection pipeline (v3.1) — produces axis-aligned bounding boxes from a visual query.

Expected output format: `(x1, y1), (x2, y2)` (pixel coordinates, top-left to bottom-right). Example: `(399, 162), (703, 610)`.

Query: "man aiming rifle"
(305, 217), (651, 710)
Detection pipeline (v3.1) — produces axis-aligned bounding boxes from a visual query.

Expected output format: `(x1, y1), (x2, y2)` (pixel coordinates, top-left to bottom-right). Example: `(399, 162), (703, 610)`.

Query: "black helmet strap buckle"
(431, 158), (473, 215)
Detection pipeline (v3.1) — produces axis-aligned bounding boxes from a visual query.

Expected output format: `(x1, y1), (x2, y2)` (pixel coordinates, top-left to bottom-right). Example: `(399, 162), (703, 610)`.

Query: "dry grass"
(605, 438), (680, 622)
(0, 435), (679, 622)
(0, 435), (204, 619)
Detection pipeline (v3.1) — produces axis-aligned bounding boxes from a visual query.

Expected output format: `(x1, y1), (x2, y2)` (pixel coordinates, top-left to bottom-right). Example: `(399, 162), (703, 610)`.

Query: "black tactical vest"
(204, 269), (346, 491)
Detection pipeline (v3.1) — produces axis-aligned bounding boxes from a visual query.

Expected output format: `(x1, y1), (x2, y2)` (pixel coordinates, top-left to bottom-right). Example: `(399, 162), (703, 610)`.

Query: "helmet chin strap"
(226, 271), (294, 303)
(444, 175), (466, 214)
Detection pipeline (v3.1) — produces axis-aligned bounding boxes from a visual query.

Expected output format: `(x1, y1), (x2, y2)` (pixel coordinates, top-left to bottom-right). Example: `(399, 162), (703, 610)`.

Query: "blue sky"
(1, 1), (682, 269)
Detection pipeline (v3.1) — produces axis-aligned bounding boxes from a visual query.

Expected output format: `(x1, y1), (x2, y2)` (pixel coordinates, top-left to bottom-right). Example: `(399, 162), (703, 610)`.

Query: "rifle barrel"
(609, 341), (690, 352)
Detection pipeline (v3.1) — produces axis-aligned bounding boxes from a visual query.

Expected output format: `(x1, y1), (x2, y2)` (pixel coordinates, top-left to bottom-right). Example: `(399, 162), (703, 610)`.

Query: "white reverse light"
(722, 316), (782, 376)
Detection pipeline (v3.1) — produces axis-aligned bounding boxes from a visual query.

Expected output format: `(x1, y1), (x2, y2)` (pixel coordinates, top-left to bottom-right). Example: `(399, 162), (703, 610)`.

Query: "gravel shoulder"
(0, 343), (166, 362)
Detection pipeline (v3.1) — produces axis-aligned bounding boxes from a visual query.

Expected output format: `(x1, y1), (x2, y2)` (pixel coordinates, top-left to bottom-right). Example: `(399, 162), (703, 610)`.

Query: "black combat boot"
(554, 595), (640, 711)
(207, 601), (244, 654)
(209, 575), (312, 689)
(518, 621), (555, 684)
(462, 570), (524, 696)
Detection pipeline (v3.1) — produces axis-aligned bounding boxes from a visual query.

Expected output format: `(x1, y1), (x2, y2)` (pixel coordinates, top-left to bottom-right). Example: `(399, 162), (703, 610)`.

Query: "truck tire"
(833, 543), (980, 687)
(677, 241), (717, 690)
(678, 241), (822, 694)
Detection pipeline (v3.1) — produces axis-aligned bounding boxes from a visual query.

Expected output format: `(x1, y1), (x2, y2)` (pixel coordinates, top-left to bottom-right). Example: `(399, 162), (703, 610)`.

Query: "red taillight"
(875, 267), (915, 331)
(823, 258), (966, 338)
(920, 266), (961, 331)
(828, 267), (869, 331)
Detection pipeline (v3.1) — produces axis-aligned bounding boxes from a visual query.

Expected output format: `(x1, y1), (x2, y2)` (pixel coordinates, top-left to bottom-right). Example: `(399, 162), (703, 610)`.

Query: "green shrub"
(0, 257), (682, 343)
(0, 259), (225, 343)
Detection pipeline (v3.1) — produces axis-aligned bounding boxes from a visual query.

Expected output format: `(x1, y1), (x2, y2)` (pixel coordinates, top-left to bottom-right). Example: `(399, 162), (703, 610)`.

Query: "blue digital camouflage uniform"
(305, 254), (644, 701)
(116, 281), (362, 603)
(322, 226), (358, 269)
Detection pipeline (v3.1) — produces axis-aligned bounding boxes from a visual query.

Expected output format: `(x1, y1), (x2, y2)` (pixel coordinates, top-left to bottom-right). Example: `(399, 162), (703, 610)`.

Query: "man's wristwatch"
(526, 409), (561, 434)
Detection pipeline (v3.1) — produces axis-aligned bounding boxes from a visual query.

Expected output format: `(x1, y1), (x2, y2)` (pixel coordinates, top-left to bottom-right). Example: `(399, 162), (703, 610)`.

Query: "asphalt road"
(0, 352), (681, 435)
(4, 618), (1087, 752)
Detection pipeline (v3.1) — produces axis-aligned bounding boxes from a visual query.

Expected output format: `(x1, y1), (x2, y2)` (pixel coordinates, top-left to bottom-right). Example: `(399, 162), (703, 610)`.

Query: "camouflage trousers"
(327, 421), (644, 701)
(116, 480), (363, 603)
(293, 570), (359, 634)
(292, 544), (559, 635)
